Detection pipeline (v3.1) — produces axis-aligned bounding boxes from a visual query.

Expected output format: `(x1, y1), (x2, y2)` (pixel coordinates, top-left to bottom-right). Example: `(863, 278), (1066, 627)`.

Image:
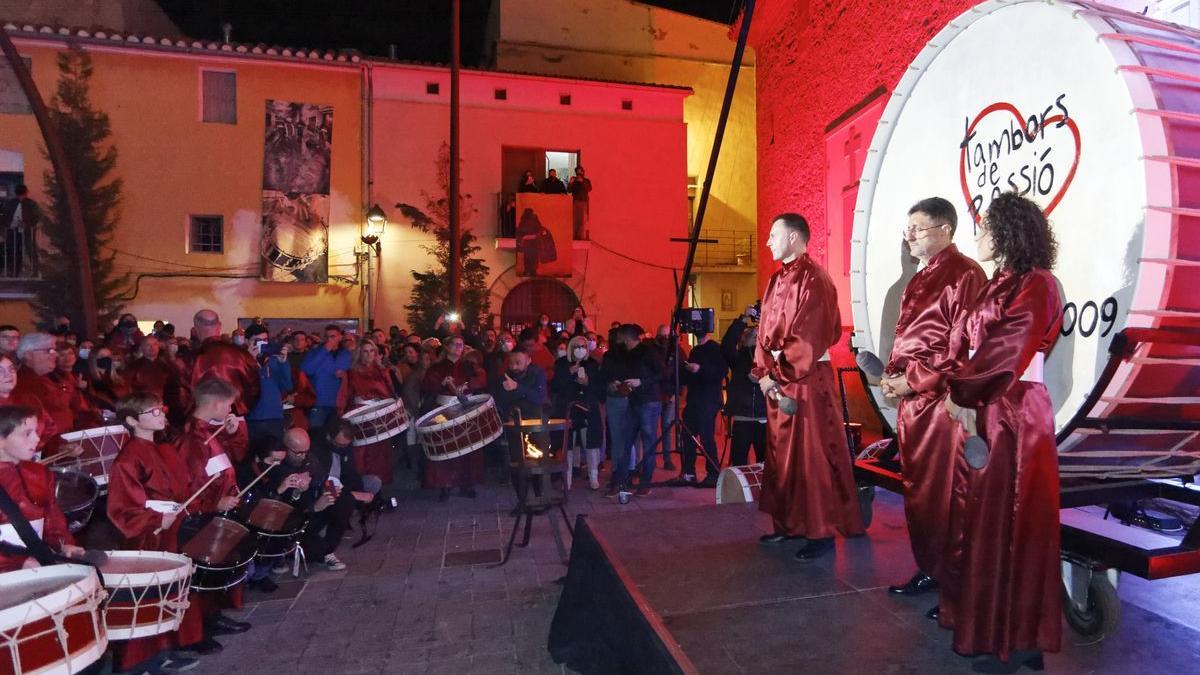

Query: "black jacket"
(600, 342), (661, 406)
(681, 339), (727, 407)
(309, 436), (366, 493)
(721, 318), (767, 419)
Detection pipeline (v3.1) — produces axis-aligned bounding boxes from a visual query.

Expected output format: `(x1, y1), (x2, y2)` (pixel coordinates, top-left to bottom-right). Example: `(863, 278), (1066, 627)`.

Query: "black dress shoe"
(759, 533), (804, 545)
(971, 651), (1044, 673)
(925, 605), (940, 620)
(178, 636), (222, 655)
(794, 537), (835, 561)
(888, 571), (939, 595)
(206, 614), (251, 635)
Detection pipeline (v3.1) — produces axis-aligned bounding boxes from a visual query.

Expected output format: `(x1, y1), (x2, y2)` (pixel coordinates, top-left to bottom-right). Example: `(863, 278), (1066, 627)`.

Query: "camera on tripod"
(675, 307), (715, 336)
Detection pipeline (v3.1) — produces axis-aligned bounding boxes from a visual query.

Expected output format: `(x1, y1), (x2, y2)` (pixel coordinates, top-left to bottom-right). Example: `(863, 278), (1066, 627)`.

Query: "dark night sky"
(153, 1), (743, 65)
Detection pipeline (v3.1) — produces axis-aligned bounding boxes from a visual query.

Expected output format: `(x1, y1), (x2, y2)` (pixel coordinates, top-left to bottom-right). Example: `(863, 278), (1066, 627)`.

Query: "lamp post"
(362, 204), (387, 331)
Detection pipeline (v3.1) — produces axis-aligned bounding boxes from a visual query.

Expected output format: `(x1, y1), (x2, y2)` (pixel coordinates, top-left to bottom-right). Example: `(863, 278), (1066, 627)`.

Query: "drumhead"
(416, 395), (493, 430)
(0, 564), (97, 620)
(100, 551), (192, 579)
(852, 0), (1158, 433)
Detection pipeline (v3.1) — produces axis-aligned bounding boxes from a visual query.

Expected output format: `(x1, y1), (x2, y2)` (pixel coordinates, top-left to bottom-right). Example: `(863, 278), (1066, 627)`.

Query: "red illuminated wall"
(752, 0), (976, 291)
(750, 0), (978, 439)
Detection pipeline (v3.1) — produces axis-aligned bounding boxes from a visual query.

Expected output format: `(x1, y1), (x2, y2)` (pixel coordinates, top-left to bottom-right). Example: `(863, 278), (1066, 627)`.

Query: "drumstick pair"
(149, 460), (279, 535)
(37, 446), (80, 465)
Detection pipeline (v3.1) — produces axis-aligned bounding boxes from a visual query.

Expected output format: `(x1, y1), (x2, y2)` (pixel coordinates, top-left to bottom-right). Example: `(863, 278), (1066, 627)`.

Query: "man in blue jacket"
(301, 324), (352, 431)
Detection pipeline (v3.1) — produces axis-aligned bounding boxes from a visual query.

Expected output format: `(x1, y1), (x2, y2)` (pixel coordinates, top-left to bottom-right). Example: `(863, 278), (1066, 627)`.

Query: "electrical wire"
(589, 238), (679, 272)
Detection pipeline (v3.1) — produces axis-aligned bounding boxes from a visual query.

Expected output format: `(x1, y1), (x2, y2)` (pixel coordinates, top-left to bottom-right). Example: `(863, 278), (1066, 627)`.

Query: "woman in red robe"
(420, 336), (487, 500)
(0, 405), (82, 572)
(941, 193), (1063, 672)
(345, 339), (397, 485)
(107, 392), (203, 669)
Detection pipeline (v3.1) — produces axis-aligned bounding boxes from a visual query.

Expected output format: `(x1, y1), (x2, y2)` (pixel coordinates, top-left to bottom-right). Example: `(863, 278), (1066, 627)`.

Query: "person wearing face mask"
(483, 332), (511, 386)
(518, 327), (556, 383)
(552, 336), (603, 490)
(49, 342), (99, 429)
(599, 324), (662, 498)
(421, 337), (487, 500)
(127, 334), (193, 429)
(492, 349), (548, 421)
(104, 312), (144, 355)
(84, 345), (129, 411)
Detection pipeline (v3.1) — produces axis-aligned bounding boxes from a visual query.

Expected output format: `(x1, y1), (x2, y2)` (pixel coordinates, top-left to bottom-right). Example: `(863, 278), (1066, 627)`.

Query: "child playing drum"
(0, 405), (85, 572)
(107, 392), (202, 672)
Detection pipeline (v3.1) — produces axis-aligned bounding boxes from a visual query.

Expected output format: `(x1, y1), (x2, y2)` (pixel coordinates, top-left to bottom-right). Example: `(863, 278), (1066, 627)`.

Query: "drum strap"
(0, 485), (59, 566)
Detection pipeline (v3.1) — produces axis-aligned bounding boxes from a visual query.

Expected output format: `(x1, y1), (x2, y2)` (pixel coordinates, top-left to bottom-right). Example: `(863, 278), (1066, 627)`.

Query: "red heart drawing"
(959, 101), (1080, 222)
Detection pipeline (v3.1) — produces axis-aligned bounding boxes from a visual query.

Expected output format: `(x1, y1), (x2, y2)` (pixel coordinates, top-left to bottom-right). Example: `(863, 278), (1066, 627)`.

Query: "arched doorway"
(500, 279), (579, 333)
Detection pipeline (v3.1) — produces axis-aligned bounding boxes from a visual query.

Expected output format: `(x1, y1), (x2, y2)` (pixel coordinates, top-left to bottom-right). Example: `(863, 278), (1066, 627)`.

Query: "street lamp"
(361, 204), (387, 330)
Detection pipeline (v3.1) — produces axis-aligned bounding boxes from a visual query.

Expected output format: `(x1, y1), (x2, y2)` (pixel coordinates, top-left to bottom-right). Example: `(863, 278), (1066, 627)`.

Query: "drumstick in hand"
(38, 448), (77, 465)
(154, 472), (221, 534)
(234, 460), (280, 501)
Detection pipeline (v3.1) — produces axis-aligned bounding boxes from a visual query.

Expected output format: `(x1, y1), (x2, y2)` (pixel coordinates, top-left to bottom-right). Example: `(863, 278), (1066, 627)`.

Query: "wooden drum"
(415, 395), (503, 462)
(99, 551), (193, 641)
(0, 564), (108, 675)
(343, 398), (409, 447)
(715, 463), (765, 505)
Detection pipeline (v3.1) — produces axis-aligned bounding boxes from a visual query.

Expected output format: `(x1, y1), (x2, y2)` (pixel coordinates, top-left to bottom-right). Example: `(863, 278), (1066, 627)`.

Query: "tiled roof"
(2, 22), (362, 64)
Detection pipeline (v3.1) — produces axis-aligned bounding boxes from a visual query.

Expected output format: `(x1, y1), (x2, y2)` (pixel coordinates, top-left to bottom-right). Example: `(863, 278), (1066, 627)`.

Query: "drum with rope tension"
(0, 564), (108, 675)
(415, 395), (503, 462)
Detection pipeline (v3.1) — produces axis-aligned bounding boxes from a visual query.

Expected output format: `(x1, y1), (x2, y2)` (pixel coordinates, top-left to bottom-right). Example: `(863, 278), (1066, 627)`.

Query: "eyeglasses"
(138, 405), (166, 417)
(902, 223), (944, 237)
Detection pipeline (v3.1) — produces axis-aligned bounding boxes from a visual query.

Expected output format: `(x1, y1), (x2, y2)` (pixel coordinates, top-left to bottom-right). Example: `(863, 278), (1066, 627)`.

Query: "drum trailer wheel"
(1061, 557), (1120, 640)
(857, 483), (876, 529)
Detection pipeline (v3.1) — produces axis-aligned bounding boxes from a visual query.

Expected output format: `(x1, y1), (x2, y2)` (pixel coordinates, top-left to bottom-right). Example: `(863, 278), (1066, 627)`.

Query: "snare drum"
(715, 463), (765, 505)
(240, 498), (306, 561)
(99, 551), (193, 640)
(415, 395), (503, 462)
(57, 425), (127, 492)
(51, 468), (99, 534)
(178, 514), (256, 591)
(0, 564), (108, 675)
(343, 398), (409, 446)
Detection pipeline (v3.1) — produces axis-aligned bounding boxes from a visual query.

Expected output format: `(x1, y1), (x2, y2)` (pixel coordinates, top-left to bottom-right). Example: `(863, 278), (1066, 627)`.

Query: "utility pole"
(448, 0), (462, 313)
(0, 29), (97, 337)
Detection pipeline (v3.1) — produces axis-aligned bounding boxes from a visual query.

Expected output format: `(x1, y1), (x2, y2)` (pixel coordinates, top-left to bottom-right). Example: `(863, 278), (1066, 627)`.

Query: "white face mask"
(556, 347), (568, 358)
(233, 336), (246, 346)
(77, 348), (91, 360)
(500, 341), (513, 353)
(587, 340), (597, 351)
(573, 347), (588, 360)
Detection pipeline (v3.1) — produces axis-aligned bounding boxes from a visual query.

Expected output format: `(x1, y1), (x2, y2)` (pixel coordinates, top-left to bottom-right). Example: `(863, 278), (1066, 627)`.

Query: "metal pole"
(665, 0), (756, 476)
(448, 0), (462, 313)
(0, 31), (98, 337)
(672, 0), (755, 319)
(364, 248), (373, 331)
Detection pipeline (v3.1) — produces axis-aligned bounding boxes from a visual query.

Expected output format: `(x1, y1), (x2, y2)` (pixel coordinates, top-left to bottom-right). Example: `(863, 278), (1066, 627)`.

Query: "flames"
(522, 434), (544, 459)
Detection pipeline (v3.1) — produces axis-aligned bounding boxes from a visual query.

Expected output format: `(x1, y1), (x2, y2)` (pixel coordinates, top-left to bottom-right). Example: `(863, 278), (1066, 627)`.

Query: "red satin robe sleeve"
(0, 461), (74, 571)
(106, 436), (192, 551)
(11, 368), (73, 451)
(891, 245), (987, 397)
(177, 420), (238, 514)
(752, 254), (840, 384)
(949, 270), (1063, 407)
(347, 366), (394, 403)
(422, 359), (487, 396)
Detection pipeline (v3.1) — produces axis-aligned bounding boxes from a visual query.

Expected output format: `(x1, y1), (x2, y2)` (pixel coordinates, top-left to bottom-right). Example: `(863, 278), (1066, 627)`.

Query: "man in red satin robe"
(753, 213), (864, 561)
(10, 332), (73, 450)
(190, 309), (260, 416)
(878, 198), (986, 603)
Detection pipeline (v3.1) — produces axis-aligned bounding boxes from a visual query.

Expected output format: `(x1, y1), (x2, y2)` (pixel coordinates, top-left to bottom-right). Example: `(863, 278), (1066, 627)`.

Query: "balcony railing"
(1, 227), (40, 280)
(693, 229), (755, 268)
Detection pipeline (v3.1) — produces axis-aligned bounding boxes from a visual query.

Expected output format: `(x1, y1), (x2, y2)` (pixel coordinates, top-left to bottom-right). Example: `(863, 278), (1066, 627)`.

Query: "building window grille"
(189, 215), (224, 253)
(201, 70), (237, 124)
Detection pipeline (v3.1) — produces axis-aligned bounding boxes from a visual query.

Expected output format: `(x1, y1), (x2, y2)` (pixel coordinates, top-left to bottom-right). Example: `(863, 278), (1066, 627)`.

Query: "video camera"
(675, 307), (715, 336)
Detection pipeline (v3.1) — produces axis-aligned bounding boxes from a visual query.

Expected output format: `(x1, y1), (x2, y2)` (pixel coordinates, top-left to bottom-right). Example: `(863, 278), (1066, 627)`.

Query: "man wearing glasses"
(877, 198), (986, 615)
(10, 333), (74, 450)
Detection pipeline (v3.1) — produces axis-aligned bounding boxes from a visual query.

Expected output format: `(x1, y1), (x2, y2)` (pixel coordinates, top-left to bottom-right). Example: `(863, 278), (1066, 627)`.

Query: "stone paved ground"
(193, 462), (716, 675)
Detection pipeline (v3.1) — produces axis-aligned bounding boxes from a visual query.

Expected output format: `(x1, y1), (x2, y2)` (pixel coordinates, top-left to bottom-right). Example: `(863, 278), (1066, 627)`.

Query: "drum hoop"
(58, 425), (128, 442)
(344, 398), (401, 423)
(189, 569), (249, 592)
(100, 551), (193, 587)
(0, 564), (103, 630)
(353, 423), (409, 447)
(415, 395), (495, 434)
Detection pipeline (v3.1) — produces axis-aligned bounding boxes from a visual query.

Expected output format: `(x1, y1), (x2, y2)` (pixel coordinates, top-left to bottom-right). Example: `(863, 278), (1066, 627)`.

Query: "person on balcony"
(1, 185), (40, 278)
(568, 166), (592, 239)
(542, 169), (567, 194)
(517, 170), (540, 193)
